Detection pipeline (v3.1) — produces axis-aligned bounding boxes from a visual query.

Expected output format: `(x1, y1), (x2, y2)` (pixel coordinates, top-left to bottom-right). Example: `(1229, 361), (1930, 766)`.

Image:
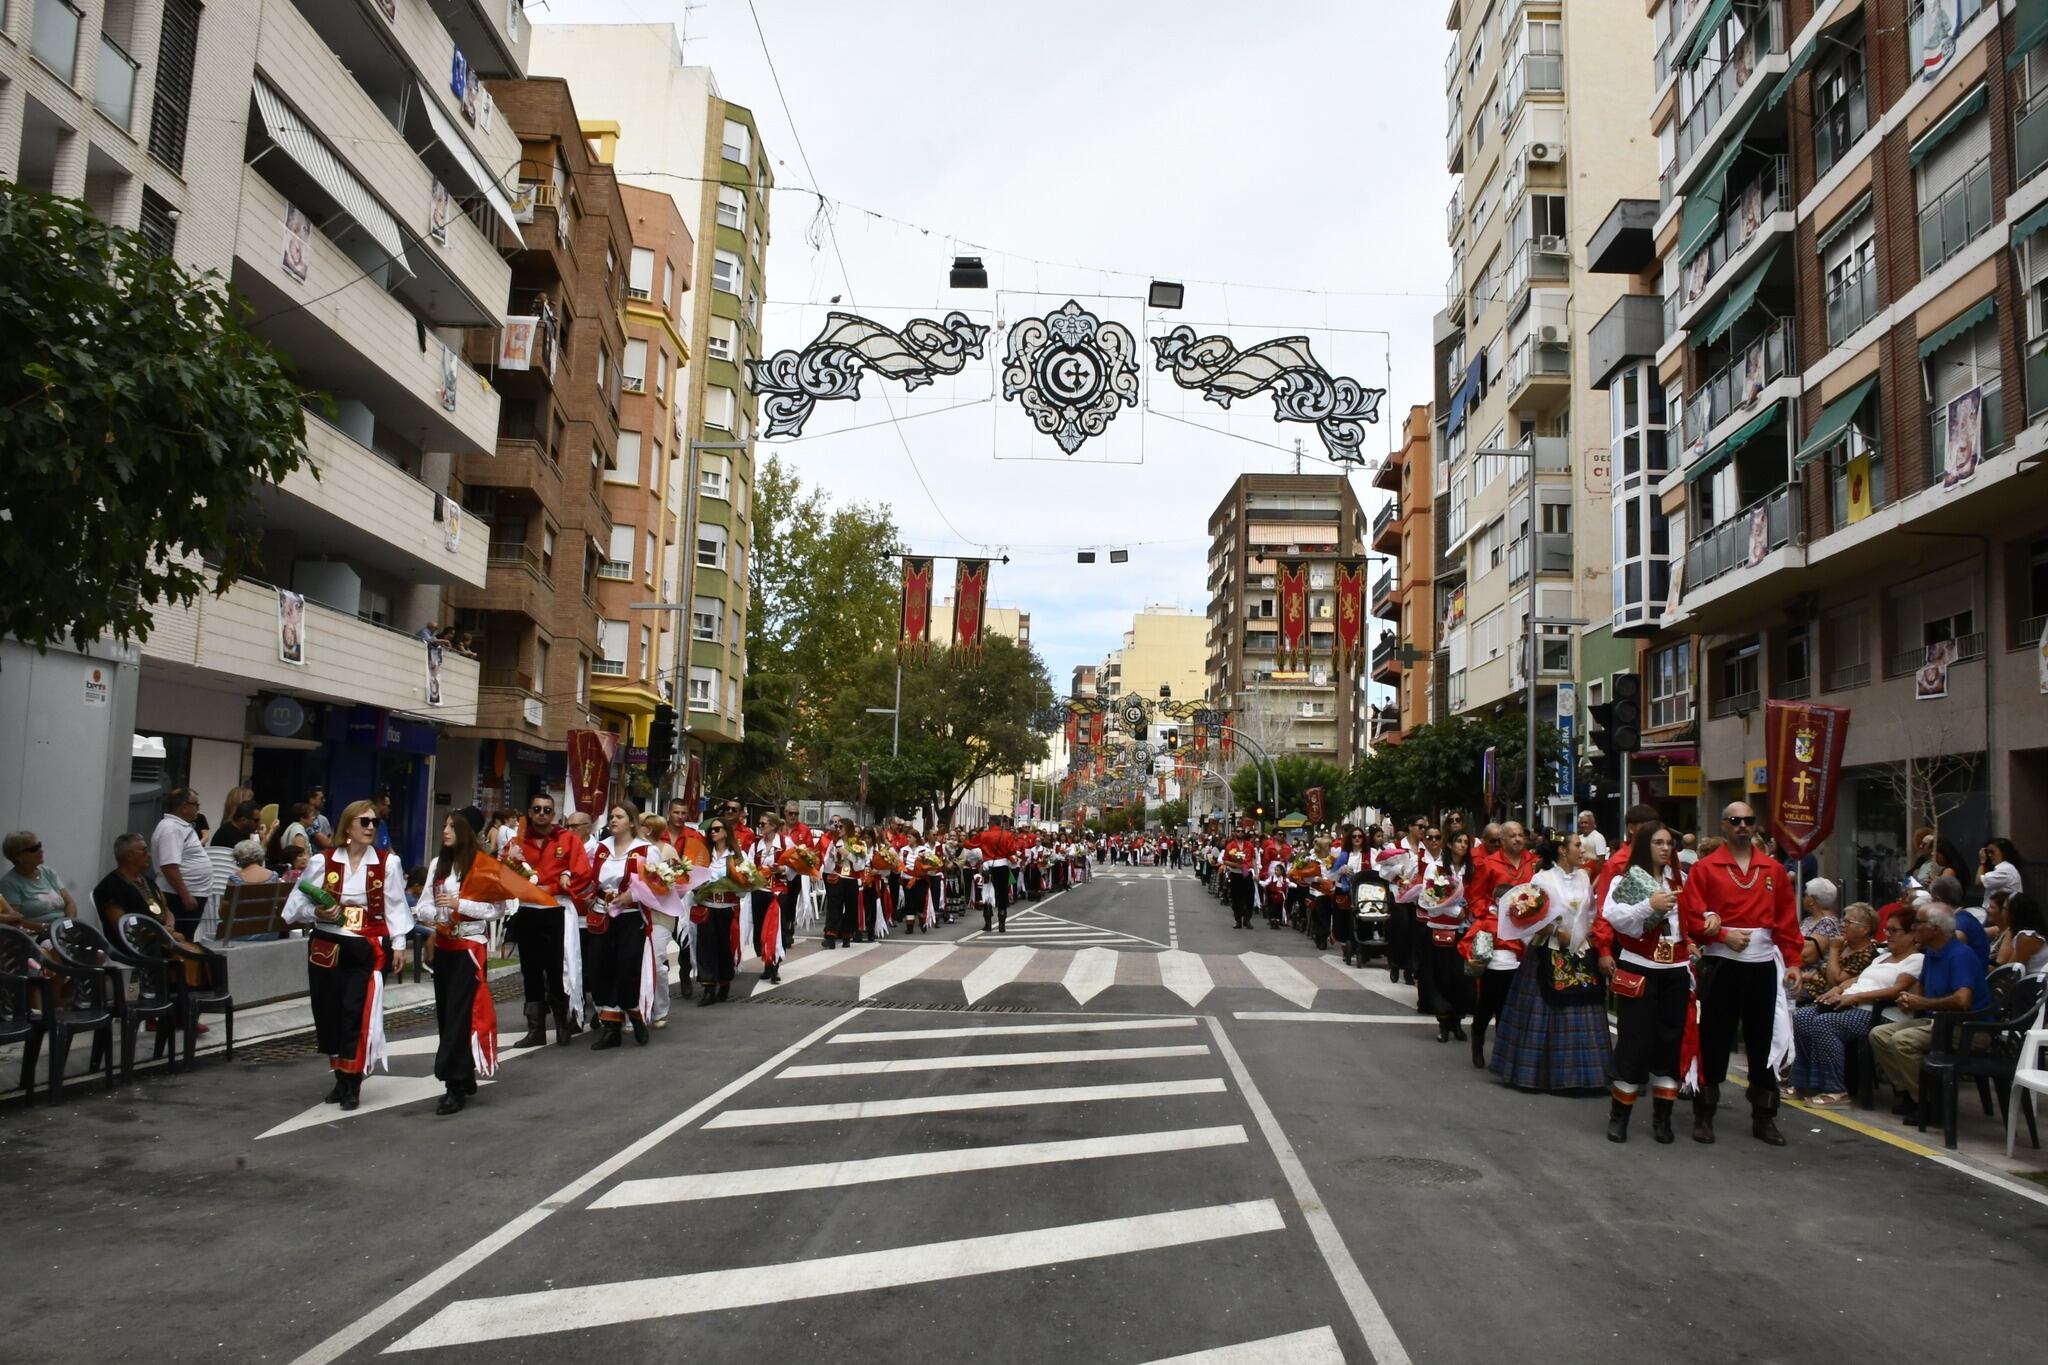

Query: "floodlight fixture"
(949, 255), (989, 289)
(1147, 280), (1185, 310)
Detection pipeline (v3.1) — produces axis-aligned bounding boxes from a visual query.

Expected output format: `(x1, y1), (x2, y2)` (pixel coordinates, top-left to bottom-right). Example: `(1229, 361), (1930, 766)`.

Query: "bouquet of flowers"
(1224, 846), (1250, 868)
(913, 853), (944, 877)
(1287, 856), (1321, 885)
(641, 854), (694, 898)
(501, 846), (538, 881)
(696, 856), (764, 901)
(775, 845), (821, 879)
(868, 845), (902, 875)
(1418, 867), (1459, 911)
(1499, 882), (1550, 928)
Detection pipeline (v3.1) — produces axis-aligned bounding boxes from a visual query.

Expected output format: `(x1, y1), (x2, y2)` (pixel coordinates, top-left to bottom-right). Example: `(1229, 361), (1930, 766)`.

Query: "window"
(1822, 388), (1884, 530)
(654, 349), (667, 399)
(1473, 608), (1505, 661)
(727, 676), (740, 720)
(699, 453), (730, 498)
(717, 185), (746, 231)
(639, 626), (652, 676)
(691, 595), (723, 642)
(608, 430), (641, 486)
(688, 666), (718, 711)
(575, 654), (587, 707)
(598, 344), (614, 401)
(148, 0), (202, 173)
(645, 532), (657, 585)
(1812, 33), (1867, 176)
(712, 250), (742, 294)
(703, 385), (736, 431)
(628, 248), (654, 300)
(1822, 207), (1878, 346)
(745, 288), (760, 328)
(1781, 625), (1813, 697)
(1922, 311), (2004, 474)
(708, 317), (737, 362)
(1648, 640), (1692, 728)
(605, 525), (634, 575)
(1914, 95), (1992, 276)
(541, 525), (556, 577)
(1473, 519), (1504, 577)
(138, 189), (178, 257)
(1824, 602), (1872, 690)
(1446, 469), (1470, 545)
(1714, 637), (1761, 715)
(1908, 1), (1988, 77)
(622, 339), (647, 393)
(599, 619), (628, 661)
(721, 118), (751, 164)
(697, 522), (728, 570)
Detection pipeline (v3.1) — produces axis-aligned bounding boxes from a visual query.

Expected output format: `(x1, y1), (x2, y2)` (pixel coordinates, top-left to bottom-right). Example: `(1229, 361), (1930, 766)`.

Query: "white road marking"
(385, 1200), (1288, 1351)
(778, 1043), (1211, 1078)
(1232, 1012), (1433, 1024)
(833, 1017), (1197, 1044)
(750, 939), (877, 994)
(255, 1034), (546, 1140)
(1166, 875), (1180, 948)
(1206, 1018), (1411, 1365)
(856, 942), (955, 998)
(1239, 952), (1320, 1010)
(1156, 948), (1214, 1008)
(703, 1077), (1228, 1128)
(590, 1125), (1251, 1206)
(1065, 945), (1122, 1004)
(1139, 1327), (1347, 1364)
(960, 945), (1035, 1003)
(285, 1009), (865, 1365)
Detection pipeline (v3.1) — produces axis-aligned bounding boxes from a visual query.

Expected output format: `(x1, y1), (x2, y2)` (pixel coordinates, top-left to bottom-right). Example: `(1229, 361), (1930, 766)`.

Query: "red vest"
(321, 848), (391, 937)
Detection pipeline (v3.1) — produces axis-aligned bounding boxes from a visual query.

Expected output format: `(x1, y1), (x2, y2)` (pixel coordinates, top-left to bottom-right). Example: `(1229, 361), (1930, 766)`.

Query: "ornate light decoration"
(1150, 325), (1386, 465)
(1001, 300), (1141, 454)
(746, 311), (989, 438)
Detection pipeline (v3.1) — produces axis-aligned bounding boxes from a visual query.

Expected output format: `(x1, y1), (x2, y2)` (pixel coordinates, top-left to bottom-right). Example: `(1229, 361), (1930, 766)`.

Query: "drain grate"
(748, 994), (1038, 1014)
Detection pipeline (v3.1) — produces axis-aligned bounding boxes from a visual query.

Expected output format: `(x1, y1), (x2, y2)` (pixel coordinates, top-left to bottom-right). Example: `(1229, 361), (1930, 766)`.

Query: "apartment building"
(447, 75), (628, 813)
(531, 23), (773, 782)
(1, 1), (531, 871)
(1582, 0), (2048, 893)
(1097, 606), (1208, 709)
(1434, 0), (1654, 825)
(587, 183), (694, 780)
(1373, 405), (1439, 739)
(1204, 474), (1371, 766)
(1071, 664), (1099, 700)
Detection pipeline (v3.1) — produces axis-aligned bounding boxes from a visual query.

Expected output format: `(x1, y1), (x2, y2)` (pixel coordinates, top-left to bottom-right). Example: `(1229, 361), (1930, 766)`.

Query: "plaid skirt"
(1487, 952), (1613, 1093)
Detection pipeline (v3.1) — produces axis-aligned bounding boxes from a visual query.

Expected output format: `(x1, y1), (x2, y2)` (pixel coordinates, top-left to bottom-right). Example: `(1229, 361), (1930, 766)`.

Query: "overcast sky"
(542, 0), (1451, 690)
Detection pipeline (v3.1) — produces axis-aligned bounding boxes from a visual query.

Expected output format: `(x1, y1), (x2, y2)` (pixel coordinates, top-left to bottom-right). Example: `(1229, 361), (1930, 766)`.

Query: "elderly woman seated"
(1788, 904), (1922, 1107)
(0, 829), (80, 938)
(232, 838), (276, 884)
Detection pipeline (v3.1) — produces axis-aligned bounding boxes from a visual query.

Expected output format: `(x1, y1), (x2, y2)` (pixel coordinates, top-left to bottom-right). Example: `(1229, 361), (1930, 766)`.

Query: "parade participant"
(1678, 801), (1802, 1146)
(584, 804), (654, 1050)
(637, 813), (688, 1018)
(1463, 821), (1534, 1065)
(821, 818), (864, 947)
(1301, 833), (1340, 951)
(1488, 831), (1611, 1094)
(417, 814), (510, 1115)
(506, 795), (594, 1048)
(750, 812), (784, 957)
(281, 800), (412, 1111)
(1224, 830), (1256, 929)
(1592, 804), (1663, 910)
(1376, 817), (1425, 984)
(693, 816), (749, 1004)
(858, 826), (894, 941)
(1599, 821), (1689, 1144)
(971, 818), (1016, 933)
(1417, 828), (1475, 1043)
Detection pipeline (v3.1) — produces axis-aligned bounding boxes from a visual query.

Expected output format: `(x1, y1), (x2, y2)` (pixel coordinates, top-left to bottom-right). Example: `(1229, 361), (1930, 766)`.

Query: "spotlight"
(1076, 550), (1097, 564)
(1110, 549), (1130, 564)
(1147, 280), (1185, 310)
(949, 255), (988, 289)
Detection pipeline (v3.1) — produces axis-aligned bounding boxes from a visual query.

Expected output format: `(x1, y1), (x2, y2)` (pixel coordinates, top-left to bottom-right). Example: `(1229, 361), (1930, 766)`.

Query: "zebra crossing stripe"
(1155, 949), (1214, 1008)
(1239, 953), (1320, 1010)
(1137, 1327), (1346, 1364)
(1064, 946), (1121, 1004)
(961, 945), (1035, 1003)
(751, 940), (877, 994)
(385, 1200), (1286, 1351)
(857, 943), (955, 999)
(831, 1017), (1198, 1045)
(777, 1044), (1211, 1079)
(703, 1078), (1228, 1129)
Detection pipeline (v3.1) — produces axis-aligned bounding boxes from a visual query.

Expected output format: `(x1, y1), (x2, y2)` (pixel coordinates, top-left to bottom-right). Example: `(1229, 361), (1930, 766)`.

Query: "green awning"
(1908, 85), (1989, 168)
(1917, 296), (1996, 359)
(1794, 376), (1878, 468)
(1685, 401), (1785, 486)
(1679, 0), (1735, 71)
(1692, 244), (1781, 348)
(2014, 200), (2048, 250)
(1767, 34), (1821, 110)
(1815, 193), (1872, 254)
(2010, 0), (2048, 71)
(1679, 109), (1759, 263)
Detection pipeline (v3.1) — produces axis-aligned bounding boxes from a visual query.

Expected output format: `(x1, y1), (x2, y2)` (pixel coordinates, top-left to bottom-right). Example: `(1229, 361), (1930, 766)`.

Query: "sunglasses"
(356, 816), (379, 828)
(530, 806), (554, 815)
(707, 825), (727, 834)
(24, 843), (44, 854)
(1725, 815), (1757, 826)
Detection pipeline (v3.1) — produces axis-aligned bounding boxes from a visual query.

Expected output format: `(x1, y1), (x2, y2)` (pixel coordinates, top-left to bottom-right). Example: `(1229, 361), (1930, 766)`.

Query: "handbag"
(1609, 967), (1647, 999)
(583, 909), (611, 935)
(307, 938), (340, 970)
(689, 904), (710, 925)
(1430, 925), (1460, 947)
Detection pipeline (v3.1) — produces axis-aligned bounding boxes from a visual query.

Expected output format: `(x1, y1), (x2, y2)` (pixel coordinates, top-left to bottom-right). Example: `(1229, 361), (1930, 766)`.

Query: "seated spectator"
(1979, 838), (2024, 904)
(0, 830), (78, 936)
(1927, 875), (1991, 965)
(232, 839), (275, 884)
(1798, 887), (1872, 1005)
(210, 797), (260, 849)
(1994, 892), (2047, 977)
(267, 801), (313, 871)
(1790, 905), (1919, 1105)
(92, 834), (194, 945)
(1798, 877), (1842, 968)
(1867, 902), (1991, 1116)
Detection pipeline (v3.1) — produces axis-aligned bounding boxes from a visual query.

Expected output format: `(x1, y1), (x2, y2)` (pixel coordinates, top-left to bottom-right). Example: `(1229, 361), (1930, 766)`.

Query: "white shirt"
(1580, 828), (1609, 861)
(283, 848), (415, 938)
(419, 858), (510, 941)
(150, 813), (215, 902)
(1847, 951), (1924, 1021)
(593, 838), (651, 917)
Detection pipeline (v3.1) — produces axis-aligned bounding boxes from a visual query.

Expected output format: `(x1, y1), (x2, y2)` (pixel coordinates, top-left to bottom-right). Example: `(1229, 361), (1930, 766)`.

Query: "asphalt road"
(6, 864), (2045, 1363)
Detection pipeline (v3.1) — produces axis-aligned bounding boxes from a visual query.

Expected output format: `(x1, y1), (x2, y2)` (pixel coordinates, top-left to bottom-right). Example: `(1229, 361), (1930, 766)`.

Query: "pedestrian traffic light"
(1586, 701), (1619, 788)
(647, 703), (677, 774)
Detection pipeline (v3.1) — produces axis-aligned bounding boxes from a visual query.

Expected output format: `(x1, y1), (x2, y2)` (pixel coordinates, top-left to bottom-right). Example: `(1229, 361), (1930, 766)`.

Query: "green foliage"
(0, 185), (311, 649)
(1229, 755), (1346, 819)
(1153, 797), (1189, 830)
(1343, 713), (1565, 822)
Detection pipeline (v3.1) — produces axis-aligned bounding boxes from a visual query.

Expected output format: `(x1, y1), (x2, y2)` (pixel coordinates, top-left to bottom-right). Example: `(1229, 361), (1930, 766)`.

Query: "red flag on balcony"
(1278, 560), (1309, 670)
(952, 558), (990, 664)
(900, 556), (934, 662)
(1335, 560), (1365, 670)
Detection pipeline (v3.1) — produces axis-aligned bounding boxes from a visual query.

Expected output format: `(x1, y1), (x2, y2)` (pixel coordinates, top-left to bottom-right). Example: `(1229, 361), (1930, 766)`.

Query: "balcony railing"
(1659, 161), (1676, 211)
(487, 541), (548, 578)
(93, 31), (139, 130)
(1501, 52), (1564, 130)
(1709, 689), (1760, 719)
(1508, 434), (1571, 486)
(1824, 660), (1871, 691)
(32, 0), (82, 83)
(1884, 633), (1986, 680)
(596, 559), (632, 580)
(1814, 86), (1869, 178)
(1448, 102), (1465, 172)
(1918, 155), (1993, 277)
(590, 659), (628, 677)
(1445, 36), (1461, 90)
(2020, 85), (2048, 187)
(1676, 0), (1787, 172)
(1505, 237), (1571, 313)
(1684, 155), (1790, 307)
(1684, 317), (1794, 452)
(1447, 184), (1464, 242)
(1924, 380), (2005, 483)
(1825, 266), (1879, 348)
(1505, 334), (1570, 396)
(2016, 613), (2048, 654)
(1509, 531), (1574, 584)
(2028, 338), (2048, 419)
(1372, 635), (1399, 670)
(1371, 569), (1396, 604)
(1654, 33), (1672, 90)
(1683, 483), (1800, 594)
(1371, 501), (1398, 540)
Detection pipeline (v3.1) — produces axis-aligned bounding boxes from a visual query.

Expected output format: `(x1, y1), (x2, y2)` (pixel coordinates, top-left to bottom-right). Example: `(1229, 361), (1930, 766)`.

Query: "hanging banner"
(1305, 786), (1325, 824)
(1219, 725), (1233, 759)
(951, 558), (989, 662)
(429, 178), (452, 246)
(1277, 560), (1309, 670)
(1334, 560), (1365, 669)
(281, 202), (312, 284)
(1481, 745), (1499, 816)
(425, 640), (445, 707)
(499, 315), (538, 371)
(1845, 449), (1874, 523)
(566, 729), (616, 816)
(1193, 723), (1208, 754)
(1089, 713), (1105, 749)
(1764, 700), (1850, 858)
(1554, 680), (1576, 801)
(1942, 387), (1982, 489)
(1921, 0), (1958, 81)
(439, 341), (460, 413)
(277, 588), (306, 666)
(1915, 639), (1958, 701)
(900, 555), (934, 662)
(1065, 712), (1080, 750)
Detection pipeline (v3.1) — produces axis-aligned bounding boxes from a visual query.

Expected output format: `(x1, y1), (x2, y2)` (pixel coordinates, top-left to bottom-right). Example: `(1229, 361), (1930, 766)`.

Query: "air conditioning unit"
(1528, 142), (1562, 163)
(1538, 323), (1565, 344)
(1536, 234), (1567, 254)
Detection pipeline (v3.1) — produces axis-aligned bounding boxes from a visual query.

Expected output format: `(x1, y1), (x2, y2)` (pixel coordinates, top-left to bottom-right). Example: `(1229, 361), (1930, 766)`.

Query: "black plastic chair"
(1919, 974), (2048, 1149)
(38, 920), (119, 1103)
(0, 926), (51, 1101)
(98, 918), (184, 1078)
(117, 915), (234, 1064)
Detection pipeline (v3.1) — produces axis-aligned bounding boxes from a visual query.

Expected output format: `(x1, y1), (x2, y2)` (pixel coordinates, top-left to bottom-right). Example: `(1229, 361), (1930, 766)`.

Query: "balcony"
(141, 574), (479, 723)
(1445, 35), (1461, 90)
(1504, 334), (1570, 406)
(426, 0), (533, 79)
(1683, 317), (1794, 455)
(31, 0), (81, 84)
(1825, 265), (1879, 349)
(1371, 501), (1400, 552)
(1509, 531), (1573, 584)
(1923, 380), (2005, 484)
(1918, 155), (1993, 277)
(1501, 52), (1564, 130)
(1884, 634), (1986, 681)
(1447, 102), (1466, 172)
(477, 681), (547, 735)
(2029, 336), (2048, 421)
(1445, 262), (1467, 322)
(1371, 634), (1400, 677)
(2020, 86), (2048, 187)
(1813, 84), (1869, 179)
(1682, 155), (1790, 314)
(93, 31), (139, 131)
(1507, 434), (1571, 486)
(1505, 236), (1571, 319)
(1675, 0), (1786, 177)
(1589, 293), (1666, 390)
(1682, 483), (1800, 595)
(457, 542), (553, 624)
(1447, 183), (1464, 243)
(1587, 198), (1659, 276)
(1371, 569), (1397, 615)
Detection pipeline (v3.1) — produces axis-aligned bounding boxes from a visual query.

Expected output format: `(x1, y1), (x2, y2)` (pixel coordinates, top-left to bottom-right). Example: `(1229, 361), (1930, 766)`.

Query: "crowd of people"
(1194, 805), (2041, 1147)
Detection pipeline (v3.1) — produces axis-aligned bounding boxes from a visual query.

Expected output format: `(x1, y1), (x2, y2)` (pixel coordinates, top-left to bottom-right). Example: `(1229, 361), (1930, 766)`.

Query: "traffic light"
(1610, 672), (1643, 754)
(1164, 728), (1180, 752)
(1587, 701), (1619, 788)
(647, 703), (677, 775)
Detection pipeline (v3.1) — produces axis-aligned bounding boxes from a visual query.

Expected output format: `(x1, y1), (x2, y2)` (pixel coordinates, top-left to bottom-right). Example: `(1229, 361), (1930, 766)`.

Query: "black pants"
(776, 883), (801, 947)
(1386, 904), (1415, 979)
(432, 945), (482, 1086)
(587, 913), (647, 1020)
(1613, 964), (1692, 1093)
(1229, 873), (1254, 927)
(1284, 885), (1307, 929)
(308, 932), (378, 1070)
(509, 906), (566, 1005)
(1472, 967), (1515, 1041)
(987, 866), (1011, 930)
(1307, 894), (1334, 949)
(860, 883), (884, 938)
(1696, 955), (1782, 1110)
(824, 879), (858, 941)
(695, 903), (736, 982)
(1422, 934), (1475, 1024)
(751, 891), (776, 957)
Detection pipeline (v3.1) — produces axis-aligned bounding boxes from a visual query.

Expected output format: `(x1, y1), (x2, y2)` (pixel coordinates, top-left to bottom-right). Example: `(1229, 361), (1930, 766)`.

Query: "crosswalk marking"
(1065, 945), (1121, 1004)
(751, 938), (876, 994)
(702, 1077), (1229, 1129)
(255, 1033), (548, 1141)
(1239, 953), (1320, 1010)
(385, 1200), (1288, 1351)
(589, 1125), (1251, 1207)
(962, 907), (1167, 950)
(778, 1043), (1211, 1079)
(1156, 949), (1214, 1008)
(961, 944), (1035, 1003)
(1232, 1011), (1434, 1024)
(831, 1018), (1198, 1045)
(858, 942), (955, 999)
(1139, 1327), (1347, 1364)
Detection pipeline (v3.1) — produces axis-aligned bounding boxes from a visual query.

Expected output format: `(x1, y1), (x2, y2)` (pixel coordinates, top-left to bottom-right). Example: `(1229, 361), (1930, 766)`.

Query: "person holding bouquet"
(1418, 828), (1475, 1043)
(693, 816), (753, 1003)
(820, 818), (864, 947)
(587, 803), (654, 1050)
(1600, 821), (1690, 1143)
(506, 796), (594, 1048)
(417, 812), (513, 1115)
(1487, 831), (1613, 1094)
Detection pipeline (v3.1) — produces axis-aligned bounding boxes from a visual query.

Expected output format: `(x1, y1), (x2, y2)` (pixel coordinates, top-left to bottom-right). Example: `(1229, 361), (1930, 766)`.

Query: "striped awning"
(253, 78), (411, 276)
(2011, 0), (2048, 71)
(1678, 0), (1735, 71)
(1692, 245), (1780, 349)
(1815, 193), (1872, 254)
(1686, 401), (1784, 485)
(1794, 375), (1877, 469)
(1917, 296), (1996, 359)
(416, 85), (522, 239)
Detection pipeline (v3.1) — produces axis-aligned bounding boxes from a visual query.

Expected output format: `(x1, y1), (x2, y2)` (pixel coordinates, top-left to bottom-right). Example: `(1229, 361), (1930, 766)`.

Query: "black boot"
(717, 981), (731, 1002)
(697, 986), (717, 1007)
(323, 1072), (346, 1104)
(590, 1020), (623, 1050)
(1607, 1097), (1633, 1144)
(629, 1013), (648, 1046)
(1469, 1022), (1487, 1069)
(436, 1086), (466, 1116)
(338, 1072), (361, 1111)
(510, 1003), (547, 1049)
(1750, 1085), (1787, 1146)
(1450, 1021), (1468, 1042)
(678, 972), (696, 998)
(1693, 1084), (1719, 1144)
(1437, 1022), (1453, 1043)
(551, 995), (582, 1046)
(1651, 1097), (1676, 1144)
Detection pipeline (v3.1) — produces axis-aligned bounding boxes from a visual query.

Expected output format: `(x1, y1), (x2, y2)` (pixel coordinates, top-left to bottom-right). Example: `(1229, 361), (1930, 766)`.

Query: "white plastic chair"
(2006, 990), (2048, 1158)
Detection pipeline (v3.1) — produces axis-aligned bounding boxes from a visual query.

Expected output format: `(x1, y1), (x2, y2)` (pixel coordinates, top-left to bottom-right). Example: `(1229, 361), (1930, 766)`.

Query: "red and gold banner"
(1764, 700), (1851, 859)
(1065, 712), (1080, 749)
(1277, 560), (1309, 670)
(1305, 786), (1325, 824)
(1193, 724), (1207, 754)
(899, 556), (934, 662)
(1334, 560), (1365, 669)
(566, 729), (617, 815)
(1220, 725), (1233, 760)
(952, 558), (990, 663)
(1089, 713), (1105, 749)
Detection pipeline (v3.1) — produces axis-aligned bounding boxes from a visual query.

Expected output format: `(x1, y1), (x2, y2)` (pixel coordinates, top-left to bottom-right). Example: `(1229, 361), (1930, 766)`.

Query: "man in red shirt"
(1678, 800), (1802, 1146)
(509, 793), (595, 1048)
(778, 800), (817, 851)
(970, 818), (1017, 932)
(1464, 821), (1536, 1062)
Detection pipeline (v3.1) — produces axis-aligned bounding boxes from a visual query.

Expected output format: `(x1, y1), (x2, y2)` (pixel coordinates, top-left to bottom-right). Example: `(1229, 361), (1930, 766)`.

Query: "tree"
(1154, 797), (1189, 830)
(1230, 755), (1346, 820)
(1344, 714), (1565, 823)
(1, 186), (311, 649)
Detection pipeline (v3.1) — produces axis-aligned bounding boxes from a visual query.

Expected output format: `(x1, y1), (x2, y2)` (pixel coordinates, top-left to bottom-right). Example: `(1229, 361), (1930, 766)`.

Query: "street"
(6, 867), (2046, 1364)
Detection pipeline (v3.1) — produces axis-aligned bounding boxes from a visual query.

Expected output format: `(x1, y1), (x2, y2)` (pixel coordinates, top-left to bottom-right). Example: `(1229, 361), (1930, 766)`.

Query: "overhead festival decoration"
(1150, 325), (1385, 465)
(1335, 560), (1366, 669)
(1277, 560), (1310, 670)
(898, 555), (934, 662)
(746, 311), (990, 438)
(1001, 300), (1142, 454)
(951, 558), (990, 663)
